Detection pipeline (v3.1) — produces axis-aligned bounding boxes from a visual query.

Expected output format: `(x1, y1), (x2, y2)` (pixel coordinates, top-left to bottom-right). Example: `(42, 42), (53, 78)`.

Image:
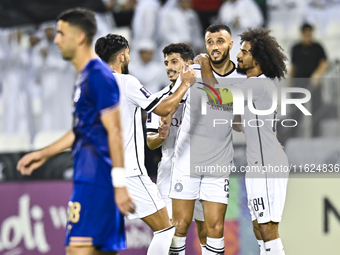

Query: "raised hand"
(181, 64), (197, 87)
(158, 117), (171, 139)
(194, 53), (210, 66)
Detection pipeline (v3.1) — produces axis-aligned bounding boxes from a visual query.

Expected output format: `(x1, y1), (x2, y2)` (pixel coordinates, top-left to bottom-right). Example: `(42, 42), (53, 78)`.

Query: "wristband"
(111, 167), (126, 187)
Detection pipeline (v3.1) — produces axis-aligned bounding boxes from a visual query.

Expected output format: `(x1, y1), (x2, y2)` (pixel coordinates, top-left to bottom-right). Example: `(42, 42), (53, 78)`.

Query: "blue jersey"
(72, 58), (119, 188)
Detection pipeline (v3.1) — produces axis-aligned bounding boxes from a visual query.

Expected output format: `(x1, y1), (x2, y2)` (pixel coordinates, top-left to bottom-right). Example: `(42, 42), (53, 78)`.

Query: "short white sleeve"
(126, 75), (162, 112)
(146, 112), (159, 134)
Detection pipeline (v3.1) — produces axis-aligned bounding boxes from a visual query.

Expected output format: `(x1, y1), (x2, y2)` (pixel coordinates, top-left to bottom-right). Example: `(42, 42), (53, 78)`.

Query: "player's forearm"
(200, 62), (222, 103)
(153, 81), (190, 117)
(233, 124), (243, 132)
(147, 134), (165, 150)
(40, 130), (74, 158)
(233, 115), (244, 132)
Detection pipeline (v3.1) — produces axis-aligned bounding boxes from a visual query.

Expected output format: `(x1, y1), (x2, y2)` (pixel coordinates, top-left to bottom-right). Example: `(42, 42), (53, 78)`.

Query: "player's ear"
(77, 31), (86, 45)
(229, 40), (234, 51)
(187, 60), (193, 65)
(119, 52), (125, 63)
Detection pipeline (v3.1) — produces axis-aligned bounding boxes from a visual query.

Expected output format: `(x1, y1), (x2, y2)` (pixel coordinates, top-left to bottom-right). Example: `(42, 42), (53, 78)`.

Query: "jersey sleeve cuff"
(144, 97), (161, 113)
(146, 128), (158, 134)
(100, 102), (120, 115)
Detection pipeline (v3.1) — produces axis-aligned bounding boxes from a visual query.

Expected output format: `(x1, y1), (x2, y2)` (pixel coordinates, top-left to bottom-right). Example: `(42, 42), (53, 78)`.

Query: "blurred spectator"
(32, 22), (75, 132)
(289, 23), (329, 137)
(26, 28), (43, 137)
(131, 0), (160, 56)
(129, 40), (168, 93)
(0, 29), (34, 135)
(192, 0), (222, 34)
(254, 0), (268, 27)
(218, 0), (263, 62)
(93, 0), (117, 43)
(158, 0), (204, 55)
(112, 0), (137, 27)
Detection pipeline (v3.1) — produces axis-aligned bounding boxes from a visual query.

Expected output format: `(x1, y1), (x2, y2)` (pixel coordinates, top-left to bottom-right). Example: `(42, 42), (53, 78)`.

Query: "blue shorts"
(65, 182), (126, 251)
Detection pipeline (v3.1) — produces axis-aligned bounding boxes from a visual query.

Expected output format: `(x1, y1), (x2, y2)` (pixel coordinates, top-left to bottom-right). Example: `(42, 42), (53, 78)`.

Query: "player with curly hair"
(235, 28), (288, 255)
(198, 27), (289, 255)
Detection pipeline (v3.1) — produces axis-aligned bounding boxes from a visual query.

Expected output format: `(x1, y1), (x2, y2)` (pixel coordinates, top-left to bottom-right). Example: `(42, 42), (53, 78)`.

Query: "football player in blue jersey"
(17, 8), (135, 255)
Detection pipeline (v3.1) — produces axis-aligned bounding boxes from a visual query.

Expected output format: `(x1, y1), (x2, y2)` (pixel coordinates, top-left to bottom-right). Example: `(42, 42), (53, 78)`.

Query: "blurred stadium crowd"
(0, 0), (340, 155)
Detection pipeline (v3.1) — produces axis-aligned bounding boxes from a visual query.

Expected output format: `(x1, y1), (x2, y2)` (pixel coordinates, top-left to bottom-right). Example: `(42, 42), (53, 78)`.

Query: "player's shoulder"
(87, 59), (112, 79)
(113, 73), (140, 85)
(86, 59), (117, 87)
(248, 74), (275, 87)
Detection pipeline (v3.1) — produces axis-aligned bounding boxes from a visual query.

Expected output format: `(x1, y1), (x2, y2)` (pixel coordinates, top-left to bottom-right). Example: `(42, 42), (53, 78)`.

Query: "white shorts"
(245, 176), (288, 224)
(169, 163), (230, 205)
(126, 175), (166, 220)
(158, 179), (204, 221)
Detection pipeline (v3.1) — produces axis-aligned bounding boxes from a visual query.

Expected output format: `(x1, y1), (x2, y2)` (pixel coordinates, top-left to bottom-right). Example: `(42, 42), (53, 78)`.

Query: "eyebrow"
(165, 57), (179, 62)
(206, 37), (225, 42)
(240, 48), (250, 53)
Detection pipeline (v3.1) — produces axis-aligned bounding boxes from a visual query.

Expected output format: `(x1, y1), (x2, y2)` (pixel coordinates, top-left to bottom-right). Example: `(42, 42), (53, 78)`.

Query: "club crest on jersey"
(73, 86), (81, 103)
(174, 182), (183, 192)
(140, 87), (151, 98)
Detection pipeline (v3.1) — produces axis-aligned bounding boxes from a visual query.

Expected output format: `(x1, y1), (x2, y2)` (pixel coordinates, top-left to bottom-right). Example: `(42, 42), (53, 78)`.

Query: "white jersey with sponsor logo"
(172, 63), (244, 171)
(146, 84), (185, 193)
(235, 74), (289, 173)
(113, 73), (164, 177)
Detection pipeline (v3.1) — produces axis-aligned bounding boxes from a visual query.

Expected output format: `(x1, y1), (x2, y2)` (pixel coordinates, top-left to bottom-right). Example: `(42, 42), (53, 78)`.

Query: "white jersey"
(172, 63), (244, 171)
(113, 73), (164, 177)
(235, 74), (289, 173)
(146, 84), (185, 190)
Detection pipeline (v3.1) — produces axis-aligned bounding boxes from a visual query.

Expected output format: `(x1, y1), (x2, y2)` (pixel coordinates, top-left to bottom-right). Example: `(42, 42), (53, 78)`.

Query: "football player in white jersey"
(169, 24), (245, 255)
(146, 43), (207, 250)
(199, 28), (289, 255)
(95, 34), (196, 255)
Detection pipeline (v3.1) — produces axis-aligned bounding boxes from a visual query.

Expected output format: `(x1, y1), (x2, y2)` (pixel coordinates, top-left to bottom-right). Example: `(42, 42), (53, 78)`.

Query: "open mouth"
(167, 70), (177, 77)
(211, 51), (221, 59)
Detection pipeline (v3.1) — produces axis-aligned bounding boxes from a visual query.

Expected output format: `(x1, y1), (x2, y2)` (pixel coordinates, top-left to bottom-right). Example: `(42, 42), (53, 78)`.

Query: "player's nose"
(54, 35), (59, 45)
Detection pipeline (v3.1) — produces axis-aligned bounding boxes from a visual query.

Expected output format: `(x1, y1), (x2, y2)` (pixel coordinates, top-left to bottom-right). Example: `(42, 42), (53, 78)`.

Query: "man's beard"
(236, 59), (249, 75)
(236, 66), (247, 75)
(122, 61), (129, 74)
(209, 47), (229, 65)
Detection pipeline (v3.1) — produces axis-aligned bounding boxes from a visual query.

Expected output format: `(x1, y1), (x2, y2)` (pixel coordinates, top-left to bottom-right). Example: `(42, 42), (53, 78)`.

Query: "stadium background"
(0, 0), (339, 254)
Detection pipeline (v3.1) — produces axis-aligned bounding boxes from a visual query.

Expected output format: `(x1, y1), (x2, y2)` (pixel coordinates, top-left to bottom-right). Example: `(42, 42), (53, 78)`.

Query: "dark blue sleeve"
(88, 70), (120, 115)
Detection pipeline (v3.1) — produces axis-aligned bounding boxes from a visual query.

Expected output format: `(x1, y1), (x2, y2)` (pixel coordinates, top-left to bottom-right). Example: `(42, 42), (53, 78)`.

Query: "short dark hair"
(162, 43), (194, 62)
(239, 28), (287, 79)
(95, 34), (129, 63)
(57, 8), (97, 45)
(301, 23), (313, 32)
(205, 24), (232, 36)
